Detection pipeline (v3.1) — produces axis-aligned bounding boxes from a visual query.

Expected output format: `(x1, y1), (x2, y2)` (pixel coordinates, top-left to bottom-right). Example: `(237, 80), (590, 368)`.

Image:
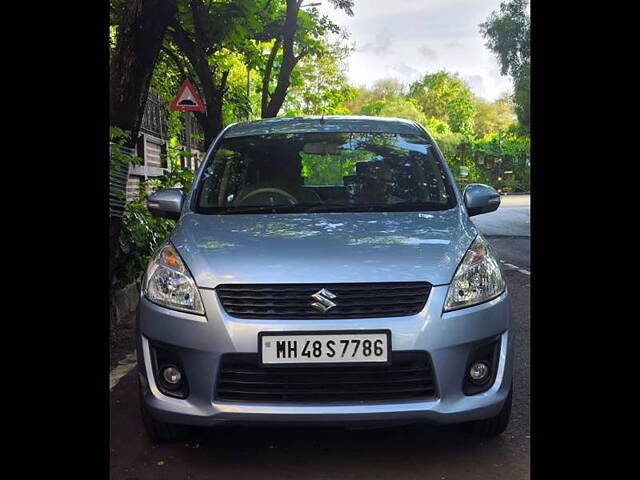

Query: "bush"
(116, 143), (195, 289)
(430, 128), (530, 192)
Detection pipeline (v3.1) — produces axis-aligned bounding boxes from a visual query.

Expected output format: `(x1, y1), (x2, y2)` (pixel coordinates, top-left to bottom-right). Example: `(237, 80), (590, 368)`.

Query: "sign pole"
(185, 112), (192, 155)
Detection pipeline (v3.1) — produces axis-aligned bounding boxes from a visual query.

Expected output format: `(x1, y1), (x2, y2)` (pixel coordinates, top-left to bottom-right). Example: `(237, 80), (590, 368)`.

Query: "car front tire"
(467, 384), (513, 436)
(138, 378), (187, 443)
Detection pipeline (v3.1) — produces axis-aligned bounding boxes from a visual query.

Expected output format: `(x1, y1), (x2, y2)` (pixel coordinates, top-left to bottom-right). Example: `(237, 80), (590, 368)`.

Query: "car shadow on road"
(175, 423), (517, 477)
(110, 371), (528, 479)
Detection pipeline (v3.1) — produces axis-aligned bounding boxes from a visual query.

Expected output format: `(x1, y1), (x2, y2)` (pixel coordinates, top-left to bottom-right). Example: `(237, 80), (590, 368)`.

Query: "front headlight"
(143, 242), (204, 315)
(444, 236), (506, 312)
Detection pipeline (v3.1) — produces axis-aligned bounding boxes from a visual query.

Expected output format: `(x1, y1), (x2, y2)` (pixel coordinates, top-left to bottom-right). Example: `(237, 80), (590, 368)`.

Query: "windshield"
(194, 131), (456, 214)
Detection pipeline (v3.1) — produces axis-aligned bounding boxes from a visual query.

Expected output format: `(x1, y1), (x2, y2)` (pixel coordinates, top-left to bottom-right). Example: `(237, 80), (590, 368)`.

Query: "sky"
(314, 0), (514, 101)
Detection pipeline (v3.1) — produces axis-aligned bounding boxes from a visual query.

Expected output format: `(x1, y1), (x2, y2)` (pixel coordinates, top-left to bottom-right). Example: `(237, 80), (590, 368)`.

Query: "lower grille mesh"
(215, 351), (437, 403)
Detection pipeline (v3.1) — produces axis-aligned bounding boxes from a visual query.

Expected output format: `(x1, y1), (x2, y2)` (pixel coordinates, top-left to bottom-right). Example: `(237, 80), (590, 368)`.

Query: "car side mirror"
(147, 188), (184, 220)
(464, 183), (501, 217)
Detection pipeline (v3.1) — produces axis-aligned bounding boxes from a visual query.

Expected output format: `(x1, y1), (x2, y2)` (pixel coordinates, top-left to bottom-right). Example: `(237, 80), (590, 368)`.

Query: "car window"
(195, 131), (455, 213)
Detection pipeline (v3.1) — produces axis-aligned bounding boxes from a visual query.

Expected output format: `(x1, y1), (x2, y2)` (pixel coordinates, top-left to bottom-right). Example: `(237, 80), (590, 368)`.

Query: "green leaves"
(282, 35), (355, 116)
(363, 98), (428, 126)
(119, 199), (175, 288)
(444, 132), (531, 192)
(408, 71), (476, 135)
(472, 95), (516, 138)
(479, 0), (530, 78)
(479, 0), (530, 131)
(116, 141), (196, 288)
(109, 127), (142, 170)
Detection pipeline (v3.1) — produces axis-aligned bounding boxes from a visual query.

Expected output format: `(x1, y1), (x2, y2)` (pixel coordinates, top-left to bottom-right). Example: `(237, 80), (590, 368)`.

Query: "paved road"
(110, 239), (530, 479)
(488, 236), (530, 270)
(472, 194), (530, 237)
(474, 194), (530, 269)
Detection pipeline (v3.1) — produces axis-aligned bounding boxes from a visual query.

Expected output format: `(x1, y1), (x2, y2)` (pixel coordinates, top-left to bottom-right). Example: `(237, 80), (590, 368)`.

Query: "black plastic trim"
(462, 335), (501, 396)
(148, 340), (190, 399)
(215, 350), (438, 404)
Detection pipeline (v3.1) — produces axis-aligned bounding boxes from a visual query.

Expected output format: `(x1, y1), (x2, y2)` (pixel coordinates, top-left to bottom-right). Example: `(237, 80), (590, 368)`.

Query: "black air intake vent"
(215, 351), (437, 403)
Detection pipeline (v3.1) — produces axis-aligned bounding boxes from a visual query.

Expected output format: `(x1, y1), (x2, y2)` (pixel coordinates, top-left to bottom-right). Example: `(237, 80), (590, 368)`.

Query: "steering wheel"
(236, 187), (298, 206)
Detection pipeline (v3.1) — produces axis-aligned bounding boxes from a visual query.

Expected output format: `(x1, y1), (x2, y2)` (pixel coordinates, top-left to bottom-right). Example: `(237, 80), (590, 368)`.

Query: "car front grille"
(214, 351), (437, 403)
(215, 282), (431, 319)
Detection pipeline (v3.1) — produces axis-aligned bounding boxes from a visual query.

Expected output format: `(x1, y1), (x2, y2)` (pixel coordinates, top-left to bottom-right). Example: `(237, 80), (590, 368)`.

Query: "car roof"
(223, 115), (425, 138)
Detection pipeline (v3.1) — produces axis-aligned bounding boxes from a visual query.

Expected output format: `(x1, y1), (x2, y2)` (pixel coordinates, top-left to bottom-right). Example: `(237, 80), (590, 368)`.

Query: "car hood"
(170, 208), (477, 288)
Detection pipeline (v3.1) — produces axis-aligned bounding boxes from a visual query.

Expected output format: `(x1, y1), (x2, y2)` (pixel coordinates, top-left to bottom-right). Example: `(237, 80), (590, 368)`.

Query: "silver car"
(138, 116), (513, 442)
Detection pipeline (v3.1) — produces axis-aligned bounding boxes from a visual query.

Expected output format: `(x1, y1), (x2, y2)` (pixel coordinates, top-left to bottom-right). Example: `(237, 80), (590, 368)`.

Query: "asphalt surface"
(472, 195), (530, 237)
(110, 198), (530, 479)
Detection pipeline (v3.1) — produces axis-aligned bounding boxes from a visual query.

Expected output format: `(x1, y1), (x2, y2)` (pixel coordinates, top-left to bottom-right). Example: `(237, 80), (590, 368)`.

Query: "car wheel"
(138, 378), (187, 443)
(467, 384), (513, 436)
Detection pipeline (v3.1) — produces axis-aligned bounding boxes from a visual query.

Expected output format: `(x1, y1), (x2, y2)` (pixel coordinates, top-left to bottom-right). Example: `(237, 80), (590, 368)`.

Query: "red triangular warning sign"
(169, 80), (205, 111)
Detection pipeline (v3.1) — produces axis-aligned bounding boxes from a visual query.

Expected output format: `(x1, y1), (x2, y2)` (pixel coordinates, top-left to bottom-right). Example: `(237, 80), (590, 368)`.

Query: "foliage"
(479, 0), (530, 78)
(118, 193), (174, 289)
(474, 132), (530, 191)
(512, 62), (530, 131)
(472, 94), (517, 138)
(110, 127), (141, 209)
(440, 131), (531, 193)
(349, 79), (426, 124)
(361, 97), (427, 125)
(117, 142), (195, 288)
(283, 35), (356, 116)
(479, 0), (530, 130)
(427, 119), (465, 155)
(345, 78), (406, 113)
(408, 71), (476, 134)
(109, 127), (139, 169)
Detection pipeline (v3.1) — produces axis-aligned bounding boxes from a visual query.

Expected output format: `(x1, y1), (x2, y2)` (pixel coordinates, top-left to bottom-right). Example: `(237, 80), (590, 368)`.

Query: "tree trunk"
(110, 0), (177, 146)
(262, 0), (302, 118)
(191, 64), (227, 148)
(109, 0), (176, 287)
(261, 37), (282, 117)
(170, 12), (227, 149)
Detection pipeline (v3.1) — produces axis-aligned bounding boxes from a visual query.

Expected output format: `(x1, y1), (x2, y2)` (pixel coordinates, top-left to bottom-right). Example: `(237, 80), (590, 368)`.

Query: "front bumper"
(137, 285), (513, 427)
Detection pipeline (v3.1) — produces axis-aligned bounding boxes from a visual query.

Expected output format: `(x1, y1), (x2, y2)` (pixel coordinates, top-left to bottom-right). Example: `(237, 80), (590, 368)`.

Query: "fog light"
(161, 365), (182, 387)
(469, 361), (490, 384)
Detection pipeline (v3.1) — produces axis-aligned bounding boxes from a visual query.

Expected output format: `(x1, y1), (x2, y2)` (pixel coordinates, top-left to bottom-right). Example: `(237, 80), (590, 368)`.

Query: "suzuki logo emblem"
(311, 288), (337, 313)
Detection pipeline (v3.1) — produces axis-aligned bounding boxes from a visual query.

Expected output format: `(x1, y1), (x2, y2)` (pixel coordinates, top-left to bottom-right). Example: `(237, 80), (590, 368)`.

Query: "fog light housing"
(150, 342), (189, 399)
(463, 337), (500, 395)
(469, 361), (490, 384)
(161, 365), (182, 388)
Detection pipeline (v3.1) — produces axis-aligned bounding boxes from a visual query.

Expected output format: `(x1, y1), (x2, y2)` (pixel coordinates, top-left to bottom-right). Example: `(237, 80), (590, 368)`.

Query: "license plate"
(259, 330), (391, 366)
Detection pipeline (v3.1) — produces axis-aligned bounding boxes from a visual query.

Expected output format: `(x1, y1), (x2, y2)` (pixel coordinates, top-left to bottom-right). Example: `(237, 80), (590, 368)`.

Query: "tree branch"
(160, 46), (187, 81)
(263, 0), (302, 117)
(294, 47), (310, 63)
(261, 36), (282, 116)
(169, 22), (197, 63)
(190, 0), (210, 56)
(220, 70), (230, 95)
